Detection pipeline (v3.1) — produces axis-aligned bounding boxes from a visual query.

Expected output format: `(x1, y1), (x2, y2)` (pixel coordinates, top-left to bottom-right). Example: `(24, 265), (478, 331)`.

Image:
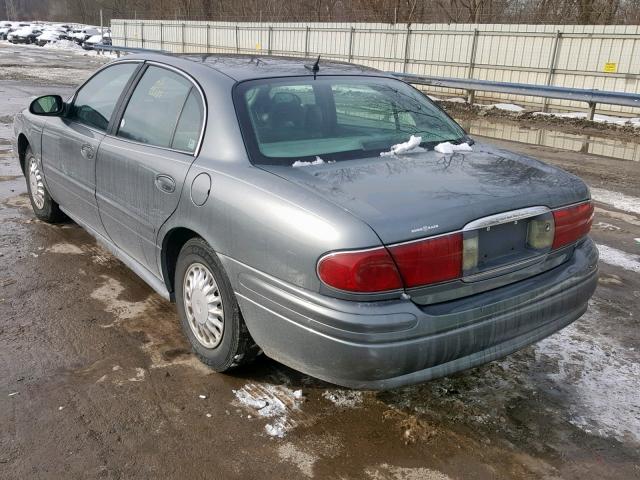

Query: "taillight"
(317, 247), (403, 293)
(552, 201), (594, 249)
(388, 233), (463, 287)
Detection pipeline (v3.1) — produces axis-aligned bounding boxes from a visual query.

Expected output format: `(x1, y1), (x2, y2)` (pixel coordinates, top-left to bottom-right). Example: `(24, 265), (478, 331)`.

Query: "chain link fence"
(111, 20), (640, 115)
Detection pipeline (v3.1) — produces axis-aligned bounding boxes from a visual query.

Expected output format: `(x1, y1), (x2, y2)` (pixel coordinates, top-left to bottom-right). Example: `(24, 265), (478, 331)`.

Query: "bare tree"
(2, 0), (638, 25)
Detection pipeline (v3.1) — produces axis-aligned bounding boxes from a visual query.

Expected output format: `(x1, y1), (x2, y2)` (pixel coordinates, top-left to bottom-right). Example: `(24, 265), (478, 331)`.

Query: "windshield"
(234, 76), (467, 165)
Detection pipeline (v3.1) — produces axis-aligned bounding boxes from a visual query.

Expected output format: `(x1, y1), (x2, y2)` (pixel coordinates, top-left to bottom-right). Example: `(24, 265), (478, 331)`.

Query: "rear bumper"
(229, 238), (598, 389)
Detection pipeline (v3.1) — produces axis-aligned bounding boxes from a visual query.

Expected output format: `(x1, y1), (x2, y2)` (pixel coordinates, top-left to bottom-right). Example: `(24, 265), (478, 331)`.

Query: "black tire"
(175, 238), (260, 371)
(24, 146), (66, 223)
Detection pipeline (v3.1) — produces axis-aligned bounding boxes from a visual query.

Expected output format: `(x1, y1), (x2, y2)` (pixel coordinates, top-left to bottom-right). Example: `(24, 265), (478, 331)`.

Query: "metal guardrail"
(391, 73), (640, 119)
(91, 44), (169, 57)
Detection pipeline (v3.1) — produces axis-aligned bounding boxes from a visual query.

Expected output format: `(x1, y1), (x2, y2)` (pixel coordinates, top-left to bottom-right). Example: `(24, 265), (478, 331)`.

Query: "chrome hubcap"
(183, 263), (224, 348)
(28, 157), (45, 210)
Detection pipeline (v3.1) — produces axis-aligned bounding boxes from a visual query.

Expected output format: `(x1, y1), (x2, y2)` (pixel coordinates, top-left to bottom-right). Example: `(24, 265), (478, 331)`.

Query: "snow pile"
(233, 383), (304, 438)
(380, 135), (425, 156)
(43, 39), (84, 52)
(434, 141), (473, 154)
(292, 156), (330, 167)
(41, 39), (117, 58)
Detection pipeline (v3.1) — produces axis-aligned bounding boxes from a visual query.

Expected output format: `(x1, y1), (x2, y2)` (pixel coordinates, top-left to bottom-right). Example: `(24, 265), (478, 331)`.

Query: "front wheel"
(175, 238), (260, 371)
(25, 147), (65, 223)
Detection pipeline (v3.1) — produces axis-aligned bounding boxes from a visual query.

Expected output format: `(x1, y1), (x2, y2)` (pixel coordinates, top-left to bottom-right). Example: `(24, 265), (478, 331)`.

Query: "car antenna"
(305, 55), (321, 79)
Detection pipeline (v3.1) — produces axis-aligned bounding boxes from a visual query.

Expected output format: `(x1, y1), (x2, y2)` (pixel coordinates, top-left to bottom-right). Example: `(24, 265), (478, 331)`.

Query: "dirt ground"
(0, 43), (639, 480)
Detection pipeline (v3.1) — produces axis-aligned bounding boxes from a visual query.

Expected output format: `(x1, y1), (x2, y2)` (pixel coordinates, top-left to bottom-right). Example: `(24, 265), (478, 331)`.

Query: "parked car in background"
(36, 29), (65, 46)
(0, 22), (29, 40)
(8, 25), (43, 44)
(12, 54), (598, 389)
(82, 32), (111, 50)
(70, 27), (100, 44)
(0, 25), (11, 40)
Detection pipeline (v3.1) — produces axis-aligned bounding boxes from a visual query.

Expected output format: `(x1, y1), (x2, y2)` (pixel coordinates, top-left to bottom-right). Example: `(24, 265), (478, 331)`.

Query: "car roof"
(124, 52), (388, 82)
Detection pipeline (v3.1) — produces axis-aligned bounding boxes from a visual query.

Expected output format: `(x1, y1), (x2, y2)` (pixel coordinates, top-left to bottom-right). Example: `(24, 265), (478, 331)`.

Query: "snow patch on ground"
(380, 135), (425, 156)
(233, 383), (304, 438)
(487, 103), (525, 113)
(591, 187), (640, 215)
(440, 97), (467, 104)
(322, 389), (364, 408)
(533, 110), (640, 127)
(597, 243), (640, 274)
(90, 276), (149, 324)
(46, 242), (84, 255)
(278, 443), (317, 478)
(535, 303), (640, 442)
(127, 367), (146, 383)
(366, 463), (452, 480)
(434, 141), (473, 154)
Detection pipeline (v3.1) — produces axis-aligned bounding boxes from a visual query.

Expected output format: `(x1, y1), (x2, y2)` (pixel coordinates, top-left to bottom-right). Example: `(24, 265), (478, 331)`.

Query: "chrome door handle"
(155, 174), (176, 193)
(80, 144), (94, 159)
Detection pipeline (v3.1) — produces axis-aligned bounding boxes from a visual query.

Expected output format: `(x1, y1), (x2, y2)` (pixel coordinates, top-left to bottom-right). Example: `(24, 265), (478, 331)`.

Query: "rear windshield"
(234, 76), (466, 165)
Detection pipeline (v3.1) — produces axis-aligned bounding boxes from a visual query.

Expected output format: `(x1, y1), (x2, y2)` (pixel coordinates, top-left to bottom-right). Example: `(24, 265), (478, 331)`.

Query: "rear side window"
(69, 63), (138, 131)
(118, 66), (200, 150)
(171, 89), (204, 153)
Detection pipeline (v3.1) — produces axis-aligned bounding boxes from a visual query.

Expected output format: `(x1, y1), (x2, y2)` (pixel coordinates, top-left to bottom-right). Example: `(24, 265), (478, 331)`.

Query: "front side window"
(69, 63), (138, 131)
(235, 76), (466, 165)
(118, 66), (199, 150)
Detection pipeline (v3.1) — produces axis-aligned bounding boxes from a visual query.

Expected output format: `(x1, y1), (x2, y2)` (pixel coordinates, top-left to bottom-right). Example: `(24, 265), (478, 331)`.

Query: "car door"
(41, 62), (140, 236)
(96, 63), (205, 275)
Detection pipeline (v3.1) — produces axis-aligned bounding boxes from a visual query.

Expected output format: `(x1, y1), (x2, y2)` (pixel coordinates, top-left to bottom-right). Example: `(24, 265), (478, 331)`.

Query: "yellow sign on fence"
(603, 62), (618, 73)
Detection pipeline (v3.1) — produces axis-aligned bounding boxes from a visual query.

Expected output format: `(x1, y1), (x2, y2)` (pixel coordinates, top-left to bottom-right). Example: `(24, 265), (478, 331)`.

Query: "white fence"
(111, 20), (640, 115)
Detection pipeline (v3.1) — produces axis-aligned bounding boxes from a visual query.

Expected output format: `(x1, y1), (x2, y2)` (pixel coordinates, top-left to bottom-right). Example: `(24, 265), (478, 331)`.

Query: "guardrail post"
(348, 27), (355, 62)
(268, 26), (273, 55)
(140, 21), (144, 49)
(235, 25), (239, 53)
(542, 30), (562, 112)
(588, 101), (597, 120)
(467, 29), (479, 104)
(182, 22), (186, 53)
(159, 22), (163, 51)
(304, 26), (310, 57)
(402, 24), (411, 73)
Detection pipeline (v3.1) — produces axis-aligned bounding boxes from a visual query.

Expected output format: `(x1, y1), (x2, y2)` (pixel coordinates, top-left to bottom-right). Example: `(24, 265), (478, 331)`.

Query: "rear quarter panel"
(159, 159), (382, 293)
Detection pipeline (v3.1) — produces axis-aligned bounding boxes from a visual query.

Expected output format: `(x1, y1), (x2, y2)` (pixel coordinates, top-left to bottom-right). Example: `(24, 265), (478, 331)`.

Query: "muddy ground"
(0, 43), (639, 480)
(441, 100), (640, 141)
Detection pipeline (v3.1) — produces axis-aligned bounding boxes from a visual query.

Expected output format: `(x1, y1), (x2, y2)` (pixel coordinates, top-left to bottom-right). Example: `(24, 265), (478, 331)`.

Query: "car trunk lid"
(260, 142), (589, 245)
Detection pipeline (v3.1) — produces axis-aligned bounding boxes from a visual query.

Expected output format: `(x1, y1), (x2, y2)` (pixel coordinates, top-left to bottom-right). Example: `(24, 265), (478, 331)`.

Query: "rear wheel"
(25, 147), (65, 223)
(175, 238), (260, 371)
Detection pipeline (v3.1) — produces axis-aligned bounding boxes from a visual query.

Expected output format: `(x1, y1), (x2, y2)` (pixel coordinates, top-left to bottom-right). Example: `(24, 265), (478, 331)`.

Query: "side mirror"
(29, 95), (64, 116)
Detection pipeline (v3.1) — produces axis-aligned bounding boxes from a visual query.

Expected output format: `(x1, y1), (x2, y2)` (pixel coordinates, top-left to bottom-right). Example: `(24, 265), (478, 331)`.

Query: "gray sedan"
(12, 53), (598, 389)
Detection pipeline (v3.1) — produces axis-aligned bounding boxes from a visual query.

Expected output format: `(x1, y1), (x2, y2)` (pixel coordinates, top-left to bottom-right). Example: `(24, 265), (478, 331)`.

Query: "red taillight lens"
(388, 233), (463, 287)
(552, 201), (594, 249)
(317, 247), (403, 293)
